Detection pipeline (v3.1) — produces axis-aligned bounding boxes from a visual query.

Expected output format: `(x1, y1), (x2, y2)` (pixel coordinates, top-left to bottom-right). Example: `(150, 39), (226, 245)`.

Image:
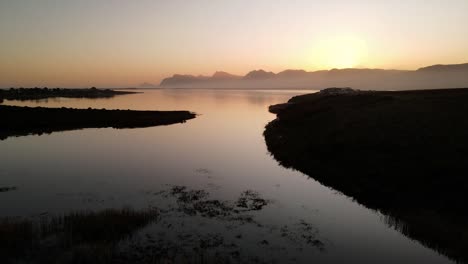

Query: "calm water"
(0, 89), (452, 263)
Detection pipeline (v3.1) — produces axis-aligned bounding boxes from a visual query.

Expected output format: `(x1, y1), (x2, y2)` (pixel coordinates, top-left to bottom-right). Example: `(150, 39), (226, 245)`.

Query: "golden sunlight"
(310, 35), (369, 69)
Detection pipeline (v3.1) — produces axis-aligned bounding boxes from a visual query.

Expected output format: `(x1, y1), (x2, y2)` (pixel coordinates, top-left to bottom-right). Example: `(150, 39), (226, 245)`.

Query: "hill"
(159, 63), (468, 90)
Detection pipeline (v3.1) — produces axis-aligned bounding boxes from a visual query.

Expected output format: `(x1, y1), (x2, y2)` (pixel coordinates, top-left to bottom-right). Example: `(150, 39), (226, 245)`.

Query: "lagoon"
(0, 89), (452, 263)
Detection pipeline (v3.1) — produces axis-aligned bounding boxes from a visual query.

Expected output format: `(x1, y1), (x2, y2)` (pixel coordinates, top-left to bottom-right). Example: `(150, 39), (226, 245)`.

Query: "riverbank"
(0, 105), (196, 140)
(264, 88), (468, 263)
(0, 87), (137, 101)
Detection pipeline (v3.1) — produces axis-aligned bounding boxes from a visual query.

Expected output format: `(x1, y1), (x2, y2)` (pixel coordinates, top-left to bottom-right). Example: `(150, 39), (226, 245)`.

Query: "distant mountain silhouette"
(276, 70), (308, 78)
(159, 63), (468, 90)
(211, 71), (242, 80)
(160, 74), (210, 86)
(417, 63), (468, 72)
(243, 70), (276, 80)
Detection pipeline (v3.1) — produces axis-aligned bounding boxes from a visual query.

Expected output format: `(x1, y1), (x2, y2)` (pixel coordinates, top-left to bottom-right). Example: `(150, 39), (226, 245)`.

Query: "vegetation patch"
(0, 208), (158, 264)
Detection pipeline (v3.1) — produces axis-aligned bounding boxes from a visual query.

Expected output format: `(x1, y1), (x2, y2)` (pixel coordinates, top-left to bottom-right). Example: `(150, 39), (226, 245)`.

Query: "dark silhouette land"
(0, 105), (196, 140)
(0, 87), (136, 101)
(264, 87), (468, 263)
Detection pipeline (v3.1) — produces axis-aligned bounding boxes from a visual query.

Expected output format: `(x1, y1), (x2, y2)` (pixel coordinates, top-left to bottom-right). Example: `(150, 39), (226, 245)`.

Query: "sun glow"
(310, 35), (369, 69)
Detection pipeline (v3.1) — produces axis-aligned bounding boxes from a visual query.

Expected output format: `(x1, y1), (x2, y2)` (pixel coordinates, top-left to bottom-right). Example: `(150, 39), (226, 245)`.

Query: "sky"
(1, 0), (467, 88)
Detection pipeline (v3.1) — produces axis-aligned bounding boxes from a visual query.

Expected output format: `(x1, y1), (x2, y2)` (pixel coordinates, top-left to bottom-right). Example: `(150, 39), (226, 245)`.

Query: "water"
(0, 89), (452, 263)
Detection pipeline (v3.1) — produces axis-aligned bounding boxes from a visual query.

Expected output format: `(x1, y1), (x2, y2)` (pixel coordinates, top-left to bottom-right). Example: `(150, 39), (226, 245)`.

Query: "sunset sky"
(1, 0), (467, 88)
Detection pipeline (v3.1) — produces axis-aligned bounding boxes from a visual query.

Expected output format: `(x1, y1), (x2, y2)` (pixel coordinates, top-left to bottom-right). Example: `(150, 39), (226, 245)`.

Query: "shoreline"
(264, 87), (468, 263)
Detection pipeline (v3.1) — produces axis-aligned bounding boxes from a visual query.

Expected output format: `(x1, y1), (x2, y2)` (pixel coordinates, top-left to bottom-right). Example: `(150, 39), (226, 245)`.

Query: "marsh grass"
(1, 186), (328, 263)
(0, 208), (158, 263)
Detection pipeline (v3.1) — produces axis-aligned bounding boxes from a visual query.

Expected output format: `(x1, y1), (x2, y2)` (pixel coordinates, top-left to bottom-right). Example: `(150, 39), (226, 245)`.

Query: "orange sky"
(1, 0), (468, 88)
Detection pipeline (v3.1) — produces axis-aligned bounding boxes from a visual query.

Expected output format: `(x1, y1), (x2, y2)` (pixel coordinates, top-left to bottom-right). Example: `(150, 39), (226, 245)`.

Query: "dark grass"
(0, 105), (196, 140)
(0, 208), (158, 263)
(264, 88), (468, 263)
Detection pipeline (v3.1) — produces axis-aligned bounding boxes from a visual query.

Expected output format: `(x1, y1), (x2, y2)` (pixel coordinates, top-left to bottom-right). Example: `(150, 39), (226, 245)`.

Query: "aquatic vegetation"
(236, 190), (270, 211)
(151, 185), (326, 261)
(279, 221), (325, 251)
(161, 185), (270, 219)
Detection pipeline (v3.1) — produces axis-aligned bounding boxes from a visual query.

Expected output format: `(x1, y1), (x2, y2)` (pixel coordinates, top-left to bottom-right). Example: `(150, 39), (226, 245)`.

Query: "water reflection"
(382, 210), (466, 264)
(0, 89), (454, 263)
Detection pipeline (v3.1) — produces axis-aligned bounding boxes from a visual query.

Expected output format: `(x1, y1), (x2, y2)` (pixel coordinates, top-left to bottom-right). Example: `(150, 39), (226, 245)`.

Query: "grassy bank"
(0, 105), (196, 140)
(264, 88), (468, 263)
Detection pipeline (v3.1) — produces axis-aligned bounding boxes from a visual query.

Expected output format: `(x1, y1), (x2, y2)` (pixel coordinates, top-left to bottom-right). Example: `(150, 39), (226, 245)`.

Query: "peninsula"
(0, 105), (196, 140)
(264, 87), (468, 263)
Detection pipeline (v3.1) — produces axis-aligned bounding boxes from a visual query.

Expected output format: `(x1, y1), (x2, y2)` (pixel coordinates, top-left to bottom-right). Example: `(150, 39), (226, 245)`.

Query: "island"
(264, 87), (468, 263)
(0, 87), (137, 101)
(0, 105), (196, 140)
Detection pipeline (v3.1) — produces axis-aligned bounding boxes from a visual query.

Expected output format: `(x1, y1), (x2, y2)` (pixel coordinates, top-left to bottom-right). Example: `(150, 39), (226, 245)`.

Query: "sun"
(310, 35), (368, 69)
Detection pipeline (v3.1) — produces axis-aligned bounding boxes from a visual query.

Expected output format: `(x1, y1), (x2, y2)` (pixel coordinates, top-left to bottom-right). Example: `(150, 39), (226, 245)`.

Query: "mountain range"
(158, 63), (468, 90)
